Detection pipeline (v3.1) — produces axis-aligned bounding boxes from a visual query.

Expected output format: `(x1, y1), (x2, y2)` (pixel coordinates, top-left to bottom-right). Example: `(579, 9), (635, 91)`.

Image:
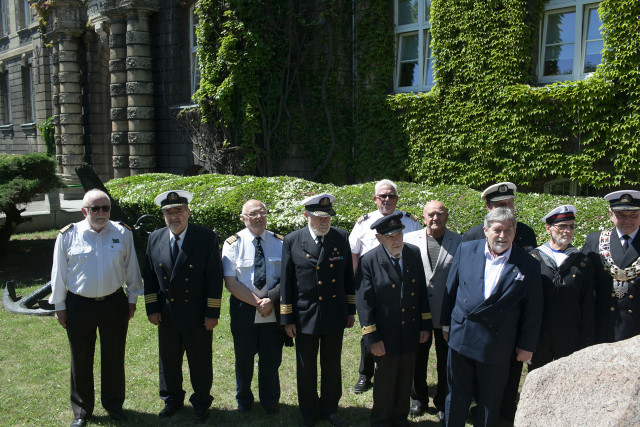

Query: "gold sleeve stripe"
(207, 298), (222, 308)
(421, 313), (432, 320)
(144, 294), (157, 304)
(280, 304), (293, 315)
(362, 324), (377, 335)
(346, 295), (356, 304)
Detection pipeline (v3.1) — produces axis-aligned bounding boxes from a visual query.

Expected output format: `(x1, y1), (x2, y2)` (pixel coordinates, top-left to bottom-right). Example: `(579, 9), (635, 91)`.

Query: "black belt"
(70, 287), (124, 302)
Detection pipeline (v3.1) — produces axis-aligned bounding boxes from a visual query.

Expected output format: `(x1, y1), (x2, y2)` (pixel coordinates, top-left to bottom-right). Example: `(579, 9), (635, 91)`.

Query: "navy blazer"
(583, 228), (640, 343)
(441, 239), (543, 364)
(143, 224), (224, 330)
(280, 226), (356, 335)
(356, 243), (432, 356)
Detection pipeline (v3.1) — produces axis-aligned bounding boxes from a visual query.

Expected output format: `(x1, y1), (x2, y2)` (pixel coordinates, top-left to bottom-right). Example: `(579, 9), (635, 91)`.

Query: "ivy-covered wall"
(194, 0), (640, 191)
(391, 0), (640, 192)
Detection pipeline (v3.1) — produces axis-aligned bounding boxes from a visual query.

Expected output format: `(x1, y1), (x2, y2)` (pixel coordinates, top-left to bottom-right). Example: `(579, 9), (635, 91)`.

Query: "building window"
(539, 1), (603, 83)
(190, 5), (200, 97)
(394, 0), (434, 92)
(20, 0), (33, 29)
(1, 0), (9, 36)
(0, 71), (11, 124)
(22, 65), (34, 123)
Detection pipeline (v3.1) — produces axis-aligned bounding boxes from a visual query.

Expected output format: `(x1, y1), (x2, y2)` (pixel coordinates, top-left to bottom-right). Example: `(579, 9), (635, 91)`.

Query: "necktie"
(171, 235), (180, 264)
(316, 236), (323, 246)
(622, 235), (630, 252)
(254, 237), (266, 290)
(392, 257), (402, 279)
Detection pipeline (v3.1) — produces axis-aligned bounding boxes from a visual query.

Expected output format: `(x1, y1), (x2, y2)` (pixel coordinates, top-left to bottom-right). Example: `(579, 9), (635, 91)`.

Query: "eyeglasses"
(376, 194), (398, 200)
(86, 205), (111, 213)
(552, 224), (575, 231)
(243, 211), (269, 219)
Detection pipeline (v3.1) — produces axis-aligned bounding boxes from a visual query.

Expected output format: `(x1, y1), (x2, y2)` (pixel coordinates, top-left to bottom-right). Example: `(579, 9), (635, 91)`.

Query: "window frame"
(189, 4), (200, 97)
(1, 0), (8, 37)
(22, 63), (34, 124)
(538, 0), (603, 84)
(0, 70), (12, 125)
(393, 0), (434, 92)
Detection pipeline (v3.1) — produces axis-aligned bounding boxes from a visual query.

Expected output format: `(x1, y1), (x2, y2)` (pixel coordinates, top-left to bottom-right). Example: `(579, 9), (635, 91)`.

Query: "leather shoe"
(108, 410), (126, 421)
(70, 418), (87, 427)
(436, 411), (445, 421)
(324, 413), (346, 427)
(193, 408), (209, 424)
(353, 374), (372, 394)
(409, 399), (427, 416)
(158, 402), (183, 418)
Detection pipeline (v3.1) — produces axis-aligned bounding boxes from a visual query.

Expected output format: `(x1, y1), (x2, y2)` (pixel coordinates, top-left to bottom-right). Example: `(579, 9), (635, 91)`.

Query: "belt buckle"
(95, 296), (105, 301)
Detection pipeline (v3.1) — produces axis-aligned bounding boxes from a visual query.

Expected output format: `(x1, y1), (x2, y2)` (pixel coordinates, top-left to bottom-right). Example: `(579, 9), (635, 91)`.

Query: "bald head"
(241, 199), (268, 236)
(422, 200), (448, 238)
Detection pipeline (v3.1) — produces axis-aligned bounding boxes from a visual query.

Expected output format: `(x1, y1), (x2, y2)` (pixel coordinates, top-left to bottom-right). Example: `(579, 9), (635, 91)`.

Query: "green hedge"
(105, 174), (610, 248)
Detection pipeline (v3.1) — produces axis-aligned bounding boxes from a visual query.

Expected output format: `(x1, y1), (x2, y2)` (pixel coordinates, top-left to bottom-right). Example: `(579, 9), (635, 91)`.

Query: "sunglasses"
(376, 194), (398, 200)
(86, 205), (111, 213)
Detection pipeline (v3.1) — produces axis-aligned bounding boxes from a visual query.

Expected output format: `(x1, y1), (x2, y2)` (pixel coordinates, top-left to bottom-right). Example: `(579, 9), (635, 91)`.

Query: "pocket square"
(515, 272), (525, 281)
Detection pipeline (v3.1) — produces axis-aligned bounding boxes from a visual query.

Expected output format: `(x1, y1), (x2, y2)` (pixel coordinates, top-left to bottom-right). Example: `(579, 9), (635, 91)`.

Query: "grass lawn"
(0, 283), (457, 426)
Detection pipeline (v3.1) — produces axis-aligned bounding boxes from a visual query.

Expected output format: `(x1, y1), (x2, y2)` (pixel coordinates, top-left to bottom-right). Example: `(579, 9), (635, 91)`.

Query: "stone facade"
(0, 0), (201, 182)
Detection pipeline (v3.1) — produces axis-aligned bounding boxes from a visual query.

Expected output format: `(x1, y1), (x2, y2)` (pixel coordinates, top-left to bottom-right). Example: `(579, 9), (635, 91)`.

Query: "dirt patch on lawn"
(0, 238), (55, 286)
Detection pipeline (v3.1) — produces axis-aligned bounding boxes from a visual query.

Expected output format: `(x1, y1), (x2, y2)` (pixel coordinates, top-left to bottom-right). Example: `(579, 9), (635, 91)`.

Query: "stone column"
(126, 11), (155, 174)
(109, 16), (130, 177)
(55, 33), (85, 182)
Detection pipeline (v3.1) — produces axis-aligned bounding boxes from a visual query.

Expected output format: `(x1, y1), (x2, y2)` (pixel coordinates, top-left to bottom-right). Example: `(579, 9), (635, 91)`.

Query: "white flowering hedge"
(105, 174), (611, 248)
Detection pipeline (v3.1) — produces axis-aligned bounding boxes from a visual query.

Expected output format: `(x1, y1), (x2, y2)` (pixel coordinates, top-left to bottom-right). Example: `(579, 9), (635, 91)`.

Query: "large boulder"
(515, 336), (640, 426)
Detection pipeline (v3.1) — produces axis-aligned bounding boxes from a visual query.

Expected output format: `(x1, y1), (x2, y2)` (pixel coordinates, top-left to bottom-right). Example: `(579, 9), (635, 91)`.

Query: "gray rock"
(515, 336), (640, 427)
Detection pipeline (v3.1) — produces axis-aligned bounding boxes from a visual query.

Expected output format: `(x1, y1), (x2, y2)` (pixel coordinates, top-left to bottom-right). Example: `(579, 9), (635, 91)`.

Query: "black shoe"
(158, 402), (183, 418)
(353, 375), (372, 393)
(263, 405), (279, 415)
(409, 399), (427, 416)
(323, 413), (347, 427)
(436, 411), (445, 422)
(70, 418), (87, 427)
(193, 408), (209, 424)
(108, 410), (127, 421)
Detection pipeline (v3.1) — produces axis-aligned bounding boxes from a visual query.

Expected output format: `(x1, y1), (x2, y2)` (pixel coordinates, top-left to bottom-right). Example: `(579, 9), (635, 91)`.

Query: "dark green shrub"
(0, 153), (64, 250)
(106, 174), (610, 248)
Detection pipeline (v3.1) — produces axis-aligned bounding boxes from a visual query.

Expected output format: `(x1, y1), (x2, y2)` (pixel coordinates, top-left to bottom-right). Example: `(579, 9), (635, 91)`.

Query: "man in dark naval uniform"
(280, 193), (356, 427)
(583, 190), (640, 343)
(529, 205), (595, 370)
(462, 181), (537, 423)
(356, 212), (432, 426)
(143, 190), (224, 424)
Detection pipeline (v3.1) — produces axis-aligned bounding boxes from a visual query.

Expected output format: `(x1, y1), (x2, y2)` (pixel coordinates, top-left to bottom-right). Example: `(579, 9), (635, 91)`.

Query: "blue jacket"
(441, 239), (543, 364)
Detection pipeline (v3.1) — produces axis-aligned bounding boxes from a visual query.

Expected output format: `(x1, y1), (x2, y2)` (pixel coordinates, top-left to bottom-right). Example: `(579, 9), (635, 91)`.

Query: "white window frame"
(189, 4), (200, 96)
(394, 0), (434, 92)
(538, 1), (603, 84)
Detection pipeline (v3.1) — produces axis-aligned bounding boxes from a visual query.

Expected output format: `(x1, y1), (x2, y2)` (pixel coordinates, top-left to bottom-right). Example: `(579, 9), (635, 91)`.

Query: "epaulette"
(275, 233), (284, 241)
(225, 233), (239, 245)
(59, 223), (74, 234)
(405, 212), (418, 222)
(357, 213), (369, 224)
(119, 221), (132, 231)
(530, 251), (541, 261)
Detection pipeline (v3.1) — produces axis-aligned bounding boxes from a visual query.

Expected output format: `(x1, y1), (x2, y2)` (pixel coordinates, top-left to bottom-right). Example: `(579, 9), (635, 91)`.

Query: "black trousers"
(295, 330), (344, 422)
(158, 322), (213, 410)
(411, 328), (448, 411)
(445, 348), (510, 427)
(499, 352), (523, 422)
(359, 336), (375, 379)
(230, 297), (283, 409)
(371, 350), (416, 426)
(65, 289), (129, 418)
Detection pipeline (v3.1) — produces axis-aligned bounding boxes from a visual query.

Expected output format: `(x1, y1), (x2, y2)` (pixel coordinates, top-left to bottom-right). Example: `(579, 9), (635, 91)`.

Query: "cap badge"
(499, 184), (507, 193)
(621, 194), (632, 203)
(168, 192), (179, 201)
(319, 197), (330, 206)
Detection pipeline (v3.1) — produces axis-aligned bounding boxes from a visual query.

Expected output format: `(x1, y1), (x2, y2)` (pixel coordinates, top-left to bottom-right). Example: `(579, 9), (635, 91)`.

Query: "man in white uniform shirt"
(222, 199), (286, 415)
(350, 179), (420, 393)
(50, 189), (143, 427)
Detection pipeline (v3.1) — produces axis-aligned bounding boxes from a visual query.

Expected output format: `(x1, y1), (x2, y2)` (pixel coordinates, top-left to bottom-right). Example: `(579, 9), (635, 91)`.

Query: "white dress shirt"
(349, 209), (421, 256)
(483, 243), (513, 300)
(49, 219), (143, 310)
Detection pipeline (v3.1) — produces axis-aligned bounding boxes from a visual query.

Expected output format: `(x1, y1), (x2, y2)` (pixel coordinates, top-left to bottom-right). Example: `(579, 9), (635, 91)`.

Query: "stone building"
(0, 0), (201, 183)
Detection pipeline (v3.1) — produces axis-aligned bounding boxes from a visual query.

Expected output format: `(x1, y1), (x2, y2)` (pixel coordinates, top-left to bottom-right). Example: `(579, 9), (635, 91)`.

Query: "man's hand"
(443, 331), (449, 342)
(369, 340), (386, 357)
(148, 312), (162, 325)
(55, 310), (67, 329)
(419, 330), (431, 343)
(285, 324), (297, 339)
(257, 298), (273, 318)
(128, 303), (136, 320)
(516, 347), (533, 363)
(204, 317), (218, 330)
(346, 315), (355, 328)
